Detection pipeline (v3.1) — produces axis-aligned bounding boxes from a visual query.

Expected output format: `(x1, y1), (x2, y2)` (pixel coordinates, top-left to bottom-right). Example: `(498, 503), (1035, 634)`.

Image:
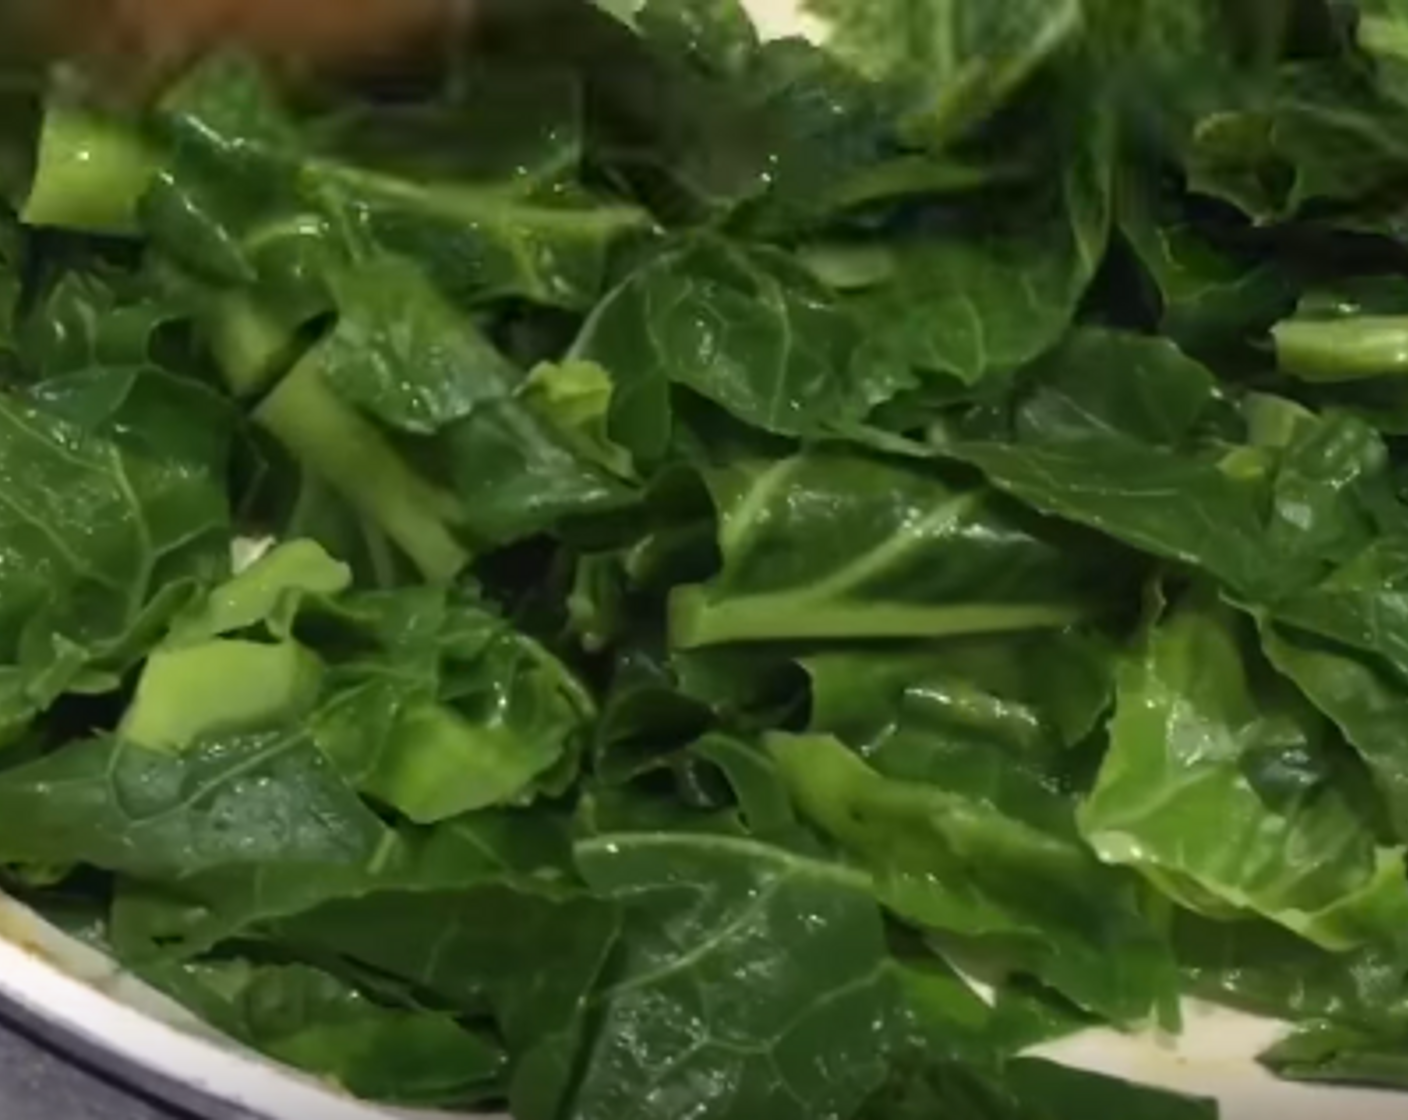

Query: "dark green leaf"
(1274, 536), (1408, 682)
(894, 954), (1091, 1063)
(1117, 174), (1296, 354)
(952, 438), (1281, 599)
(280, 882), (620, 1120)
(861, 1053), (1217, 1120)
(594, 0), (761, 73)
(110, 810), (575, 962)
(1261, 1022), (1408, 1089)
(309, 589), (595, 822)
(849, 118), (1112, 387)
(1262, 622), (1408, 841)
(138, 959), (506, 1106)
(574, 239), (910, 455)
(1187, 64), (1408, 222)
(149, 55), (652, 312)
(0, 388), (229, 740)
(804, 630), (1114, 824)
(769, 733), (1177, 1022)
(570, 831), (896, 1120)
(807, 0), (1085, 146)
(673, 450), (1110, 647)
(1176, 911), (1408, 1035)
(253, 256), (638, 579)
(0, 730), (386, 879)
(1012, 329), (1218, 447)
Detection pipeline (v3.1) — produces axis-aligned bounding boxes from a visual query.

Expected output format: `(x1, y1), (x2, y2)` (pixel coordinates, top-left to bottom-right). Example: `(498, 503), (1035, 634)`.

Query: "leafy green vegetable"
(1260, 1022), (1408, 1089)
(1116, 173), (1296, 354)
(1194, 65), (1408, 222)
(672, 449), (1109, 647)
(861, 1054), (1217, 1120)
(1359, 1), (1408, 122)
(1081, 592), (1408, 949)
(255, 255), (637, 573)
(0, 388), (229, 743)
(769, 733), (1177, 1023)
(38, 53), (653, 313)
(847, 111), (1112, 388)
(805, 0), (1085, 147)
(140, 959), (506, 1105)
(963, 444), (1284, 601)
(109, 808), (575, 959)
(1261, 622), (1408, 842)
(892, 951), (1092, 1063)
(573, 239), (909, 455)
(277, 881), (620, 1120)
(1010, 328), (1218, 447)
(569, 831), (895, 1120)
(0, 730), (387, 879)
(1176, 913), (1408, 1036)
(15, 1), (1408, 1116)
(308, 589), (596, 822)
(803, 629), (1113, 830)
(590, 0), (761, 73)
(1273, 537), (1408, 683)
(951, 380), (1392, 603)
(168, 539), (351, 644)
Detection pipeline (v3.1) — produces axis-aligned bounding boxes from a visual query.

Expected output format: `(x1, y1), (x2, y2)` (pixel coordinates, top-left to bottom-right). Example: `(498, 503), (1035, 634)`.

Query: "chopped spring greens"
(8, 0), (1408, 1116)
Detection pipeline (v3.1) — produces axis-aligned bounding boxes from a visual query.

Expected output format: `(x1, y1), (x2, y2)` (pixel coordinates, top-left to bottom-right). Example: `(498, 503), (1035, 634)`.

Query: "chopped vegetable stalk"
(122, 639), (324, 751)
(23, 105), (156, 234)
(255, 351), (469, 583)
(1274, 317), (1408, 382)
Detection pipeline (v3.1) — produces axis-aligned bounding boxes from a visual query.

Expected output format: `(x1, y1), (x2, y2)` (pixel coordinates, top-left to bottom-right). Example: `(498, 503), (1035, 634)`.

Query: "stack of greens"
(9, 0), (1408, 1115)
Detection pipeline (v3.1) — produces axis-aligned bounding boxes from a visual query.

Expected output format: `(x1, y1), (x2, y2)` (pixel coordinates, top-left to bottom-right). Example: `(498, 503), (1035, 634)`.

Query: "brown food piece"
(36, 0), (467, 87)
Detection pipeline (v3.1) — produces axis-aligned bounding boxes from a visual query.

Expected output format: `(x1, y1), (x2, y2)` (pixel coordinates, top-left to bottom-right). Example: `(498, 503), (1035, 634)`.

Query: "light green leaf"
(1081, 593), (1408, 950)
